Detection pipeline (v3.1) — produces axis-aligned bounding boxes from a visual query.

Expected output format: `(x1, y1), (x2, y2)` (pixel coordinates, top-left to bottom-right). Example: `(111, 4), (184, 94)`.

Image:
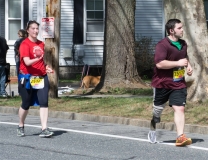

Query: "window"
(204, 0), (208, 28)
(6, 0), (22, 41)
(85, 0), (104, 43)
(5, 0), (26, 44)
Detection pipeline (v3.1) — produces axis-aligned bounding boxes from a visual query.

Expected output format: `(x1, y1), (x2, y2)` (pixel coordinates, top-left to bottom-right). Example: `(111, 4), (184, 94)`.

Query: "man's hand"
(186, 63), (193, 76)
(178, 58), (188, 67)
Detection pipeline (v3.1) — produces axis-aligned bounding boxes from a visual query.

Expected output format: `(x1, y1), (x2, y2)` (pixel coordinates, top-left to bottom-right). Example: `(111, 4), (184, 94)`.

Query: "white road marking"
(1, 121), (208, 151)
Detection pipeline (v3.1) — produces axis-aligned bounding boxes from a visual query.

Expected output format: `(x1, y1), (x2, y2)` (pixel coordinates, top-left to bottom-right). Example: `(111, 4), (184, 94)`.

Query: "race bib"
(30, 76), (44, 89)
(173, 67), (185, 82)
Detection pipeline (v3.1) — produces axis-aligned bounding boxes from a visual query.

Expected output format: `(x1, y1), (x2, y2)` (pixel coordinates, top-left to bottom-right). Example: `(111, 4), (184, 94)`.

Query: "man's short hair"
(165, 19), (181, 35)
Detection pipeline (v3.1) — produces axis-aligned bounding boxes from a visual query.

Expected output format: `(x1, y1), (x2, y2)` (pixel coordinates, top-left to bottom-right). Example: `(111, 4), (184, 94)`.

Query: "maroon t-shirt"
(151, 37), (187, 89)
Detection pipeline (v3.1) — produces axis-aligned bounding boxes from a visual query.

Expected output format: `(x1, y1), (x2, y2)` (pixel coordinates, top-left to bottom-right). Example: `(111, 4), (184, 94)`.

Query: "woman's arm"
(23, 56), (43, 66)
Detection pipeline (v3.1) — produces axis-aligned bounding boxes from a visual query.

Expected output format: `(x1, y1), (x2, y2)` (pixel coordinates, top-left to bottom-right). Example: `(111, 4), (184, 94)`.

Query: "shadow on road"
(31, 130), (68, 137)
(52, 130), (68, 136)
(162, 138), (204, 144)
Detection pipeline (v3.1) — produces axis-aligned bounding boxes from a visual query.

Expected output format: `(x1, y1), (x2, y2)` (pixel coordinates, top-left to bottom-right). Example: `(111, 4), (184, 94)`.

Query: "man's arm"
(156, 58), (188, 69)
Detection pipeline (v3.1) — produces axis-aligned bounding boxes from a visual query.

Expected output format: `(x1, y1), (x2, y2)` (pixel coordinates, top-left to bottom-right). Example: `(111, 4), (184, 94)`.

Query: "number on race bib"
(30, 76), (44, 89)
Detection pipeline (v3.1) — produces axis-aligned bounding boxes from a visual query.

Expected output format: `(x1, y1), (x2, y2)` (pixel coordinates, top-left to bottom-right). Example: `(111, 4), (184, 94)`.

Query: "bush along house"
(0, 0), (164, 79)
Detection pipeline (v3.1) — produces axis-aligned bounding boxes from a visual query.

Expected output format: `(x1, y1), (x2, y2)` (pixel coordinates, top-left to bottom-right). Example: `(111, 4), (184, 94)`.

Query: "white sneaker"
(148, 130), (157, 143)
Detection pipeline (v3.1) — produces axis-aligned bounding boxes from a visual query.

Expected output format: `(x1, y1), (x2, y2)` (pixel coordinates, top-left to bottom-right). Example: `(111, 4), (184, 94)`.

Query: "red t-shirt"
(19, 38), (46, 76)
(151, 37), (187, 89)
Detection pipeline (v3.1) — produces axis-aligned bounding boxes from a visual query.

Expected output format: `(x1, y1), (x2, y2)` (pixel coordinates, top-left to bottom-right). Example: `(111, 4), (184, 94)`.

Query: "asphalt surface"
(1, 113), (208, 160)
(4, 83), (208, 135)
(1, 83), (208, 159)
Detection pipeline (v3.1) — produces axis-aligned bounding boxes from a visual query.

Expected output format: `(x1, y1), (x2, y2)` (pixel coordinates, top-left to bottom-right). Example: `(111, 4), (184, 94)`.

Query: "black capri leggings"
(18, 75), (49, 110)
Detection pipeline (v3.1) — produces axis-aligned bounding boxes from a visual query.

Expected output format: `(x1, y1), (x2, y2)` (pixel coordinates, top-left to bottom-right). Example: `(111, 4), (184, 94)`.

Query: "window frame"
(84, 0), (105, 45)
(5, 0), (24, 45)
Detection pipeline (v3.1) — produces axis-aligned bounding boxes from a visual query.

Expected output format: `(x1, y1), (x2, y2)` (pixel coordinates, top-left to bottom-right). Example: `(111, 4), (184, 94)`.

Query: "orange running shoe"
(175, 134), (192, 146)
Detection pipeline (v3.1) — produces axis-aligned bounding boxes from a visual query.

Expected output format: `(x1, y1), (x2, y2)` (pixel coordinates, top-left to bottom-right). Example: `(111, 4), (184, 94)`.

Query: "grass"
(59, 79), (80, 83)
(1, 96), (208, 127)
(106, 88), (153, 95)
(59, 74), (82, 83)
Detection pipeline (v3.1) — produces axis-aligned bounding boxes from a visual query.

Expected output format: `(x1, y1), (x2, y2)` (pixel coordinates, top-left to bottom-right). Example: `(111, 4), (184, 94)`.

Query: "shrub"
(135, 35), (156, 79)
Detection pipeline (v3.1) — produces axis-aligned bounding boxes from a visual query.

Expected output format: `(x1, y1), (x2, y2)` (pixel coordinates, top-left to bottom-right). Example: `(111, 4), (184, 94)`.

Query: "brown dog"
(80, 76), (101, 89)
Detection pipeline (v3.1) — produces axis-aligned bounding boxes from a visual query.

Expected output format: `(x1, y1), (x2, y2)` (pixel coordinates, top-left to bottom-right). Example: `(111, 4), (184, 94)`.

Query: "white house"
(0, 0), (164, 77)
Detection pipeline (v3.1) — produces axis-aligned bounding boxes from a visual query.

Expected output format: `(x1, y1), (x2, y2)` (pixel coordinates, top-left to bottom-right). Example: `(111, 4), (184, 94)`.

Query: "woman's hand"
(46, 65), (54, 73)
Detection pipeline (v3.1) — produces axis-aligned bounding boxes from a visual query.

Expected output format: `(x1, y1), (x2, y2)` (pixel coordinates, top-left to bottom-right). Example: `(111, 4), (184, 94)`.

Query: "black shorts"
(18, 75), (49, 110)
(153, 88), (187, 107)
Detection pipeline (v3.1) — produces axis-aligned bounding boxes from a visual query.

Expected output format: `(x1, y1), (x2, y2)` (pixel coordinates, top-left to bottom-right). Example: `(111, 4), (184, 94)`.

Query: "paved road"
(0, 113), (208, 160)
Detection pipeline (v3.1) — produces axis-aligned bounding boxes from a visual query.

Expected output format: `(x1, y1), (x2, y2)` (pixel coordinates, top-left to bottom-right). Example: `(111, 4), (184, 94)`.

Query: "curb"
(1, 106), (208, 135)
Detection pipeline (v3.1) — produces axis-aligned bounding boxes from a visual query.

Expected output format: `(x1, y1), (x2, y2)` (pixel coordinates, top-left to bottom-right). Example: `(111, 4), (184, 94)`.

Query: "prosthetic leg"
(148, 104), (165, 143)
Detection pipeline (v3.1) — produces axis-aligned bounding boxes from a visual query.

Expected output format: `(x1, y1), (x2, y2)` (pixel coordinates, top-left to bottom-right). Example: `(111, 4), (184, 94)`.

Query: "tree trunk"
(98, 0), (145, 90)
(164, 0), (208, 101)
(44, 0), (60, 98)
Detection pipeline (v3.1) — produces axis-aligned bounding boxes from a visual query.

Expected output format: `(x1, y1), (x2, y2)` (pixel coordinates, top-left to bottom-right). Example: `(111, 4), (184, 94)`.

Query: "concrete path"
(6, 83), (80, 97)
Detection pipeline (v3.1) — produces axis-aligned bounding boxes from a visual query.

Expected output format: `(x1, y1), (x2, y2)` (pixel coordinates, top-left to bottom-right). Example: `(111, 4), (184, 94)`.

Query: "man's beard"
(174, 31), (183, 39)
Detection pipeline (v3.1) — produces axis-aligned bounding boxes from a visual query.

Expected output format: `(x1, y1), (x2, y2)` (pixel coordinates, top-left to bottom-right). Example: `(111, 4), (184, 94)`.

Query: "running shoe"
(175, 134), (192, 146)
(148, 130), (157, 143)
(17, 126), (25, 137)
(39, 128), (54, 138)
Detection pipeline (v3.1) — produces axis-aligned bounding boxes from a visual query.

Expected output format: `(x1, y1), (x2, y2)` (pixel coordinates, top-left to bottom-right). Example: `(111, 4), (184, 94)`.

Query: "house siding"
(82, 45), (103, 65)
(135, 0), (164, 43)
(60, 0), (74, 66)
(32, 0), (37, 20)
